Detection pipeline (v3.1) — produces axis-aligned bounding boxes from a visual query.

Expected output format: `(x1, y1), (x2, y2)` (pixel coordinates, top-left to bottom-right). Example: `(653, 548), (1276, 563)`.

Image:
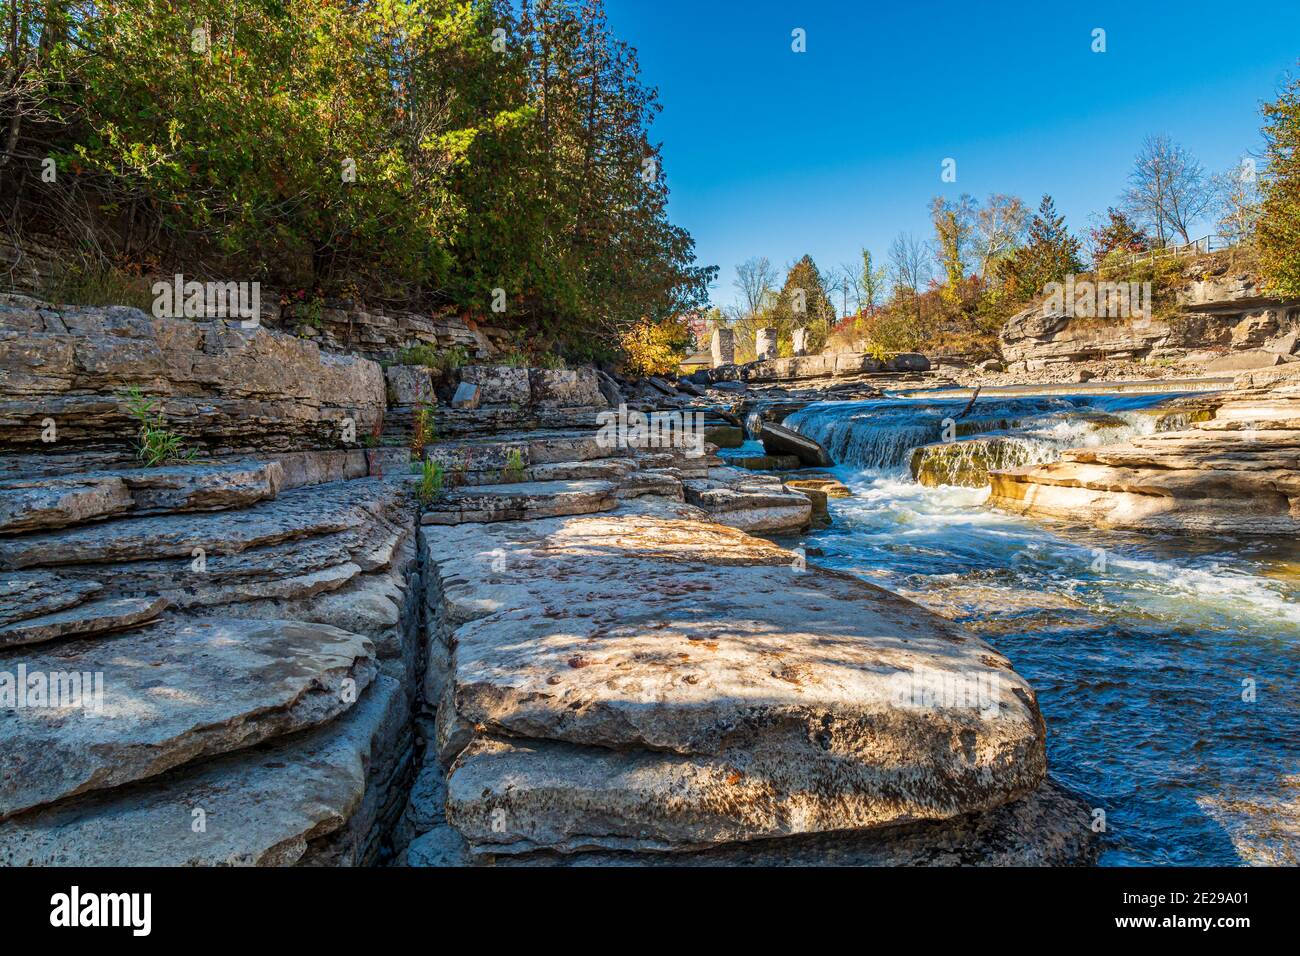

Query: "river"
(760, 389), (1300, 865)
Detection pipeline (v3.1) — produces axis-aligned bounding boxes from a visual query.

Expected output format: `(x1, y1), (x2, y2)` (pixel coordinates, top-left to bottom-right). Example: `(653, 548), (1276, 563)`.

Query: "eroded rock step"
(0, 461), (285, 536)
(0, 595), (169, 649)
(990, 363), (1300, 533)
(0, 616), (376, 820)
(683, 466), (812, 533)
(0, 675), (408, 866)
(419, 479), (617, 526)
(405, 778), (1097, 867)
(421, 511), (1051, 857)
(0, 476), (410, 569)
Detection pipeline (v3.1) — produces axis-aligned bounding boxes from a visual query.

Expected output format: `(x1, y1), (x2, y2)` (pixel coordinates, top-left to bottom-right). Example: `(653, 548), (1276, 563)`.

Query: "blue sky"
(603, 0), (1300, 311)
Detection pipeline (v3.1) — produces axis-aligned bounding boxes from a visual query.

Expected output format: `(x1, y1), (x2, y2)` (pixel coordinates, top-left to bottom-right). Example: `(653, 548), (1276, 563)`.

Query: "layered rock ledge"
(407, 502), (1096, 864)
(989, 364), (1300, 533)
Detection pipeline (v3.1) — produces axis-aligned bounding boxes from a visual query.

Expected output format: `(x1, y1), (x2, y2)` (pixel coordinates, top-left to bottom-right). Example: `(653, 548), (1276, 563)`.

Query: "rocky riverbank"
(0, 297), (1097, 866)
(988, 363), (1300, 533)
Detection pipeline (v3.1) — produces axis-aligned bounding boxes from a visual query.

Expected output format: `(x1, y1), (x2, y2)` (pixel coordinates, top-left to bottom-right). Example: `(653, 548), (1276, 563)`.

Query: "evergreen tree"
(769, 254), (835, 354)
(1003, 195), (1083, 298)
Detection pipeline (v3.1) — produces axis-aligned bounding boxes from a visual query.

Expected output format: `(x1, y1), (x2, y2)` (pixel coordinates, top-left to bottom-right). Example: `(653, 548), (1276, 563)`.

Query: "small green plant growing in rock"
(395, 343), (469, 375)
(537, 351), (567, 370)
(500, 349), (530, 368)
(417, 458), (445, 506)
(502, 447), (525, 482)
(122, 387), (195, 466)
(410, 402), (436, 459)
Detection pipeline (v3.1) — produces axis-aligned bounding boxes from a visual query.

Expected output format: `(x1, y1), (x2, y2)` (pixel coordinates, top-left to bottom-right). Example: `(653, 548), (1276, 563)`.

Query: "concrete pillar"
(792, 327), (809, 356)
(755, 327), (777, 360)
(710, 328), (734, 367)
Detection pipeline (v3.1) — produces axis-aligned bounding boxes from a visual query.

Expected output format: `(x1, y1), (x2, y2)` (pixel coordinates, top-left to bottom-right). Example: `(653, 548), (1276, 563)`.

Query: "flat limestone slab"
(425, 511), (1046, 852)
(0, 676), (405, 866)
(436, 778), (1096, 866)
(0, 477), (406, 568)
(0, 476), (130, 534)
(420, 480), (616, 525)
(683, 468), (812, 533)
(0, 596), (169, 649)
(0, 616), (375, 820)
(0, 572), (103, 627)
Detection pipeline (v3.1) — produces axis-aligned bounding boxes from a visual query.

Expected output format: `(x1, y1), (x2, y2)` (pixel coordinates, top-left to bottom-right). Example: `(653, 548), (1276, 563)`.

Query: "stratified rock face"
(421, 512), (1047, 857)
(407, 778), (1097, 867)
(989, 364), (1300, 533)
(0, 296), (385, 468)
(0, 617), (376, 819)
(911, 437), (1050, 488)
(999, 271), (1300, 367)
(0, 461), (283, 533)
(683, 467), (813, 533)
(0, 460), (422, 863)
(0, 675), (410, 866)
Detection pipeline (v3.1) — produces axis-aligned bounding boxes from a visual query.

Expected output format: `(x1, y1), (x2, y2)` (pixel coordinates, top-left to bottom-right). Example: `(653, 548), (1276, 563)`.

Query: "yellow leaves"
(618, 316), (690, 377)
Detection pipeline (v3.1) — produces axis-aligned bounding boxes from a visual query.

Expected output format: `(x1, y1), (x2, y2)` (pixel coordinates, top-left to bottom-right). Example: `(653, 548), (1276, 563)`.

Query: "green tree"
(769, 254), (835, 354)
(929, 194), (975, 305)
(1003, 194), (1083, 298)
(1258, 71), (1300, 296)
(859, 248), (886, 313)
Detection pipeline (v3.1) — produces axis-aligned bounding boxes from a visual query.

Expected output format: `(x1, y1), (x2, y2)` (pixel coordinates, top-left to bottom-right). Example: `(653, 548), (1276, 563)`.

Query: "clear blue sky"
(603, 0), (1300, 311)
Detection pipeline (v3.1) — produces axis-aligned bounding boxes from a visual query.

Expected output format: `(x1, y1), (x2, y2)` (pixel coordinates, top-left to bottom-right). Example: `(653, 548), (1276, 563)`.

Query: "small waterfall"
(786, 394), (1172, 483)
(785, 397), (1076, 471)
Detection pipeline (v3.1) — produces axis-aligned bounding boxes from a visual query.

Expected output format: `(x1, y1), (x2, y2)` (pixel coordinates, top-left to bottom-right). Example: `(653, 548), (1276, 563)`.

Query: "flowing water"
(775, 391), (1300, 866)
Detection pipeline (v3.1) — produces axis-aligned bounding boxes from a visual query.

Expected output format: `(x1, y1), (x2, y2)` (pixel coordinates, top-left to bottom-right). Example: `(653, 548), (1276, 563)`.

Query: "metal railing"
(1100, 234), (1229, 275)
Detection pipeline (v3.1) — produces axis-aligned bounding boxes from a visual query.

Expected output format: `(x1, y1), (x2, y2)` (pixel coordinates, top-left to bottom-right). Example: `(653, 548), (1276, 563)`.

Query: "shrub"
(122, 387), (194, 466)
(618, 316), (690, 377)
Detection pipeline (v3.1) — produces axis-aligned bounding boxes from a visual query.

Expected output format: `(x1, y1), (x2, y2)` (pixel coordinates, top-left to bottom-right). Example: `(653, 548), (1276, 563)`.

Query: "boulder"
(385, 365), (435, 406)
(450, 382), (481, 409)
(528, 368), (607, 408)
(887, 352), (931, 372)
(459, 365), (530, 406)
(757, 421), (833, 467)
(703, 425), (744, 449)
(423, 512), (1047, 855)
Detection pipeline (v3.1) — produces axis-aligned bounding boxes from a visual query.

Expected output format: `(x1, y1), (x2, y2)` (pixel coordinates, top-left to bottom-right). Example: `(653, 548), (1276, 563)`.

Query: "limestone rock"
(424, 512), (1047, 854)
(0, 616), (376, 819)
(0, 676), (406, 866)
(757, 421), (833, 467)
(0, 476), (130, 534)
(989, 364), (1300, 533)
(450, 382), (481, 409)
(419, 479), (617, 525)
(460, 365), (530, 406)
(0, 300), (385, 462)
(528, 368), (607, 408)
(683, 468), (812, 532)
(0, 595), (168, 649)
(385, 365), (435, 406)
